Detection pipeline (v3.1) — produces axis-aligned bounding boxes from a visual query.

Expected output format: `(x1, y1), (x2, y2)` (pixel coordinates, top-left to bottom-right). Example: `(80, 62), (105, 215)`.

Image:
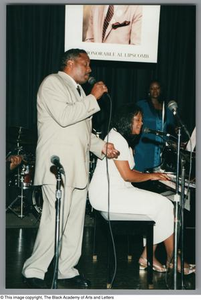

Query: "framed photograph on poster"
(65, 5), (161, 63)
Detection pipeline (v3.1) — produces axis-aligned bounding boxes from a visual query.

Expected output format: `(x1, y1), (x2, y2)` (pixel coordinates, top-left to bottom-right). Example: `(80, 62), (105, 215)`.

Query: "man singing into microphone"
(22, 48), (119, 289)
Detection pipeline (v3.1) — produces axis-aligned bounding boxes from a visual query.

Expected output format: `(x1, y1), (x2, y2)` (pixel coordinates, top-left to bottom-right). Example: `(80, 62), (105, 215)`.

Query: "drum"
(21, 164), (34, 189)
(7, 163), (34, 189)
(7, 171), (21, 188)
(31, 186), (43, 216)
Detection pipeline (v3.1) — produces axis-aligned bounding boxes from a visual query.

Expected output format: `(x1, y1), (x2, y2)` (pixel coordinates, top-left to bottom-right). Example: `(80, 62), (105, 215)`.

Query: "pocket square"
(112, 21), (130, 29)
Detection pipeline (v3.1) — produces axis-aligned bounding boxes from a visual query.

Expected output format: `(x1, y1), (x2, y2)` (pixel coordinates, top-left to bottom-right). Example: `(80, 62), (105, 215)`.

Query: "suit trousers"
(22, 184), (88, 279)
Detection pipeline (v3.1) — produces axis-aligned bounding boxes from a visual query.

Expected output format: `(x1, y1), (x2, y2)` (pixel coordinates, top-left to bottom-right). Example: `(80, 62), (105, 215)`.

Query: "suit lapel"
(57, 71), (84, 101)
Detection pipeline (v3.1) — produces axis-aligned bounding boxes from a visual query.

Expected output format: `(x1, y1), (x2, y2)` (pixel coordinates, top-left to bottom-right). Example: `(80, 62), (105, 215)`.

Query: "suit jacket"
(34, 71), (105, 188)
(85, 5), (142, 45)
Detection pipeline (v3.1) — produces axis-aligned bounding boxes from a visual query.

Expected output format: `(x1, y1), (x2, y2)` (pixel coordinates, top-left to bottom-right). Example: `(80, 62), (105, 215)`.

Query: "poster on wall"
(65, 5), (161, 63)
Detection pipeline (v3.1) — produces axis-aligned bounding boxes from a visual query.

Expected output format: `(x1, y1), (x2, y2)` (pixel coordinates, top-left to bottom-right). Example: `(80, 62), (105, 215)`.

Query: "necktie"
(77, 85), (81, 96)
(102, 5), (114, 41)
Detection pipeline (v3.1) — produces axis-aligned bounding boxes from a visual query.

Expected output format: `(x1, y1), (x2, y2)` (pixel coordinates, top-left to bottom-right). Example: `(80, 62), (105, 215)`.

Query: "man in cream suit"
(84, 5), (143, 45)
(22, 48), (119, 289)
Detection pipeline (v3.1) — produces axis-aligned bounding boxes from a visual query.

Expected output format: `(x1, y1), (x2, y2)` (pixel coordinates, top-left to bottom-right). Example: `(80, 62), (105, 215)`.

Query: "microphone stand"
(52, 169), (62, 289)
(173, 127), (181, 290)
(180, 158), (186, 289)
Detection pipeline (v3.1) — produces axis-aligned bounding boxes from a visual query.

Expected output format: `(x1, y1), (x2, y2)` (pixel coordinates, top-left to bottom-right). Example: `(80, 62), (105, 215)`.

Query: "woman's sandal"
(166, 260), (196, 275)
(139, 257), (167, 273)
(179, 266), (196, 275)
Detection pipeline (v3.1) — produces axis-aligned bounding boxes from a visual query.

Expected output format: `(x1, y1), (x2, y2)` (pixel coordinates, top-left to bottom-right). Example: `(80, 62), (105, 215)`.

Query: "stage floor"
(5, 209), (195, 291)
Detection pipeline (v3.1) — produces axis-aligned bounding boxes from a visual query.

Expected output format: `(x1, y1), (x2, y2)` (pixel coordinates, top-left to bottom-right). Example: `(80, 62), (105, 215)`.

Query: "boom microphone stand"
(167, 100), (192, 289)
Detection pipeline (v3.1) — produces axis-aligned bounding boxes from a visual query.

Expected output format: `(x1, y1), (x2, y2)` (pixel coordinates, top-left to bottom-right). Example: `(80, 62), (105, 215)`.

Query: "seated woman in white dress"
(89, 103), (195, 275)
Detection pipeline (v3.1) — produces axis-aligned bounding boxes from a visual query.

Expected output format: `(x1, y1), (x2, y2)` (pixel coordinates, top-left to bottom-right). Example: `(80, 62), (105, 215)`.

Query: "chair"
(92, 210), (155, 289)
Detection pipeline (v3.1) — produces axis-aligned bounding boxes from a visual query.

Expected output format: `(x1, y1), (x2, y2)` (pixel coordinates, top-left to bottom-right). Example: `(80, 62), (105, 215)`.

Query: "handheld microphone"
(88, 76), (110, 99)
(88, 76), (96, 86)
(51, 155), (65, 174)
(143, 127), (171, 137)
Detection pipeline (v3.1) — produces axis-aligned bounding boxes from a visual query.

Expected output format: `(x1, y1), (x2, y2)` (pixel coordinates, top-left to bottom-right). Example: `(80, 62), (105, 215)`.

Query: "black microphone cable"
(104, 91), (118, 289)
(88, 76), (117, 288)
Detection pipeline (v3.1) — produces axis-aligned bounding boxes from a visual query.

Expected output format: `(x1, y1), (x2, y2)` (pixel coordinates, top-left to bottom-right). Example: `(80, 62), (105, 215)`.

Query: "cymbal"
(7, 126), (37, 145)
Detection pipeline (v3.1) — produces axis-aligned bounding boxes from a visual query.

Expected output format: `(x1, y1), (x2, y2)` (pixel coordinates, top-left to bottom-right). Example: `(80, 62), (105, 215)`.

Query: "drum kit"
(6, 127), (102, 219)
(6, 126), (43, 219)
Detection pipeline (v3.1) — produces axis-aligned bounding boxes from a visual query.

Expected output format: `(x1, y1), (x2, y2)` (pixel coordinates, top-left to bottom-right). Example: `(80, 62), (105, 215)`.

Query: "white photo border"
(65, 4), (161, 63)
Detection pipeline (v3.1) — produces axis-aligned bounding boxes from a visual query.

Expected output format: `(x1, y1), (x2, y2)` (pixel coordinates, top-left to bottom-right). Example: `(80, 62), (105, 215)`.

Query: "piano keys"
(160, 173), (196, 190)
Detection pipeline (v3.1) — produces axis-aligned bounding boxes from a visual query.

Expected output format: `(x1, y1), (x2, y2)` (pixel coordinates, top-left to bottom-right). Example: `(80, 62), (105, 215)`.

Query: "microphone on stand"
(143, 127), (171, 137)
(51, 155), (65, 174)
(168, 100), (189, 135)
(167, 100), (191, 287)
(167, 100), (178, 115)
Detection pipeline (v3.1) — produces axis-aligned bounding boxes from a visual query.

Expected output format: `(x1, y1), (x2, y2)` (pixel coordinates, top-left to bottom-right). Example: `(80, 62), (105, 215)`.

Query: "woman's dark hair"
(60, 48), (87, 71)
(111, 103), (143, 147)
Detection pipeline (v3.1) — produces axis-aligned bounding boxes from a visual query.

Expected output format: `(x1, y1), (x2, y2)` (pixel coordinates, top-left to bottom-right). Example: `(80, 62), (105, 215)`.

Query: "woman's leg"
(139, 245), (166, 269)
(164, 233), (195, 274)
(139, 233), (174, 270)
(164, 233), (174, 264)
